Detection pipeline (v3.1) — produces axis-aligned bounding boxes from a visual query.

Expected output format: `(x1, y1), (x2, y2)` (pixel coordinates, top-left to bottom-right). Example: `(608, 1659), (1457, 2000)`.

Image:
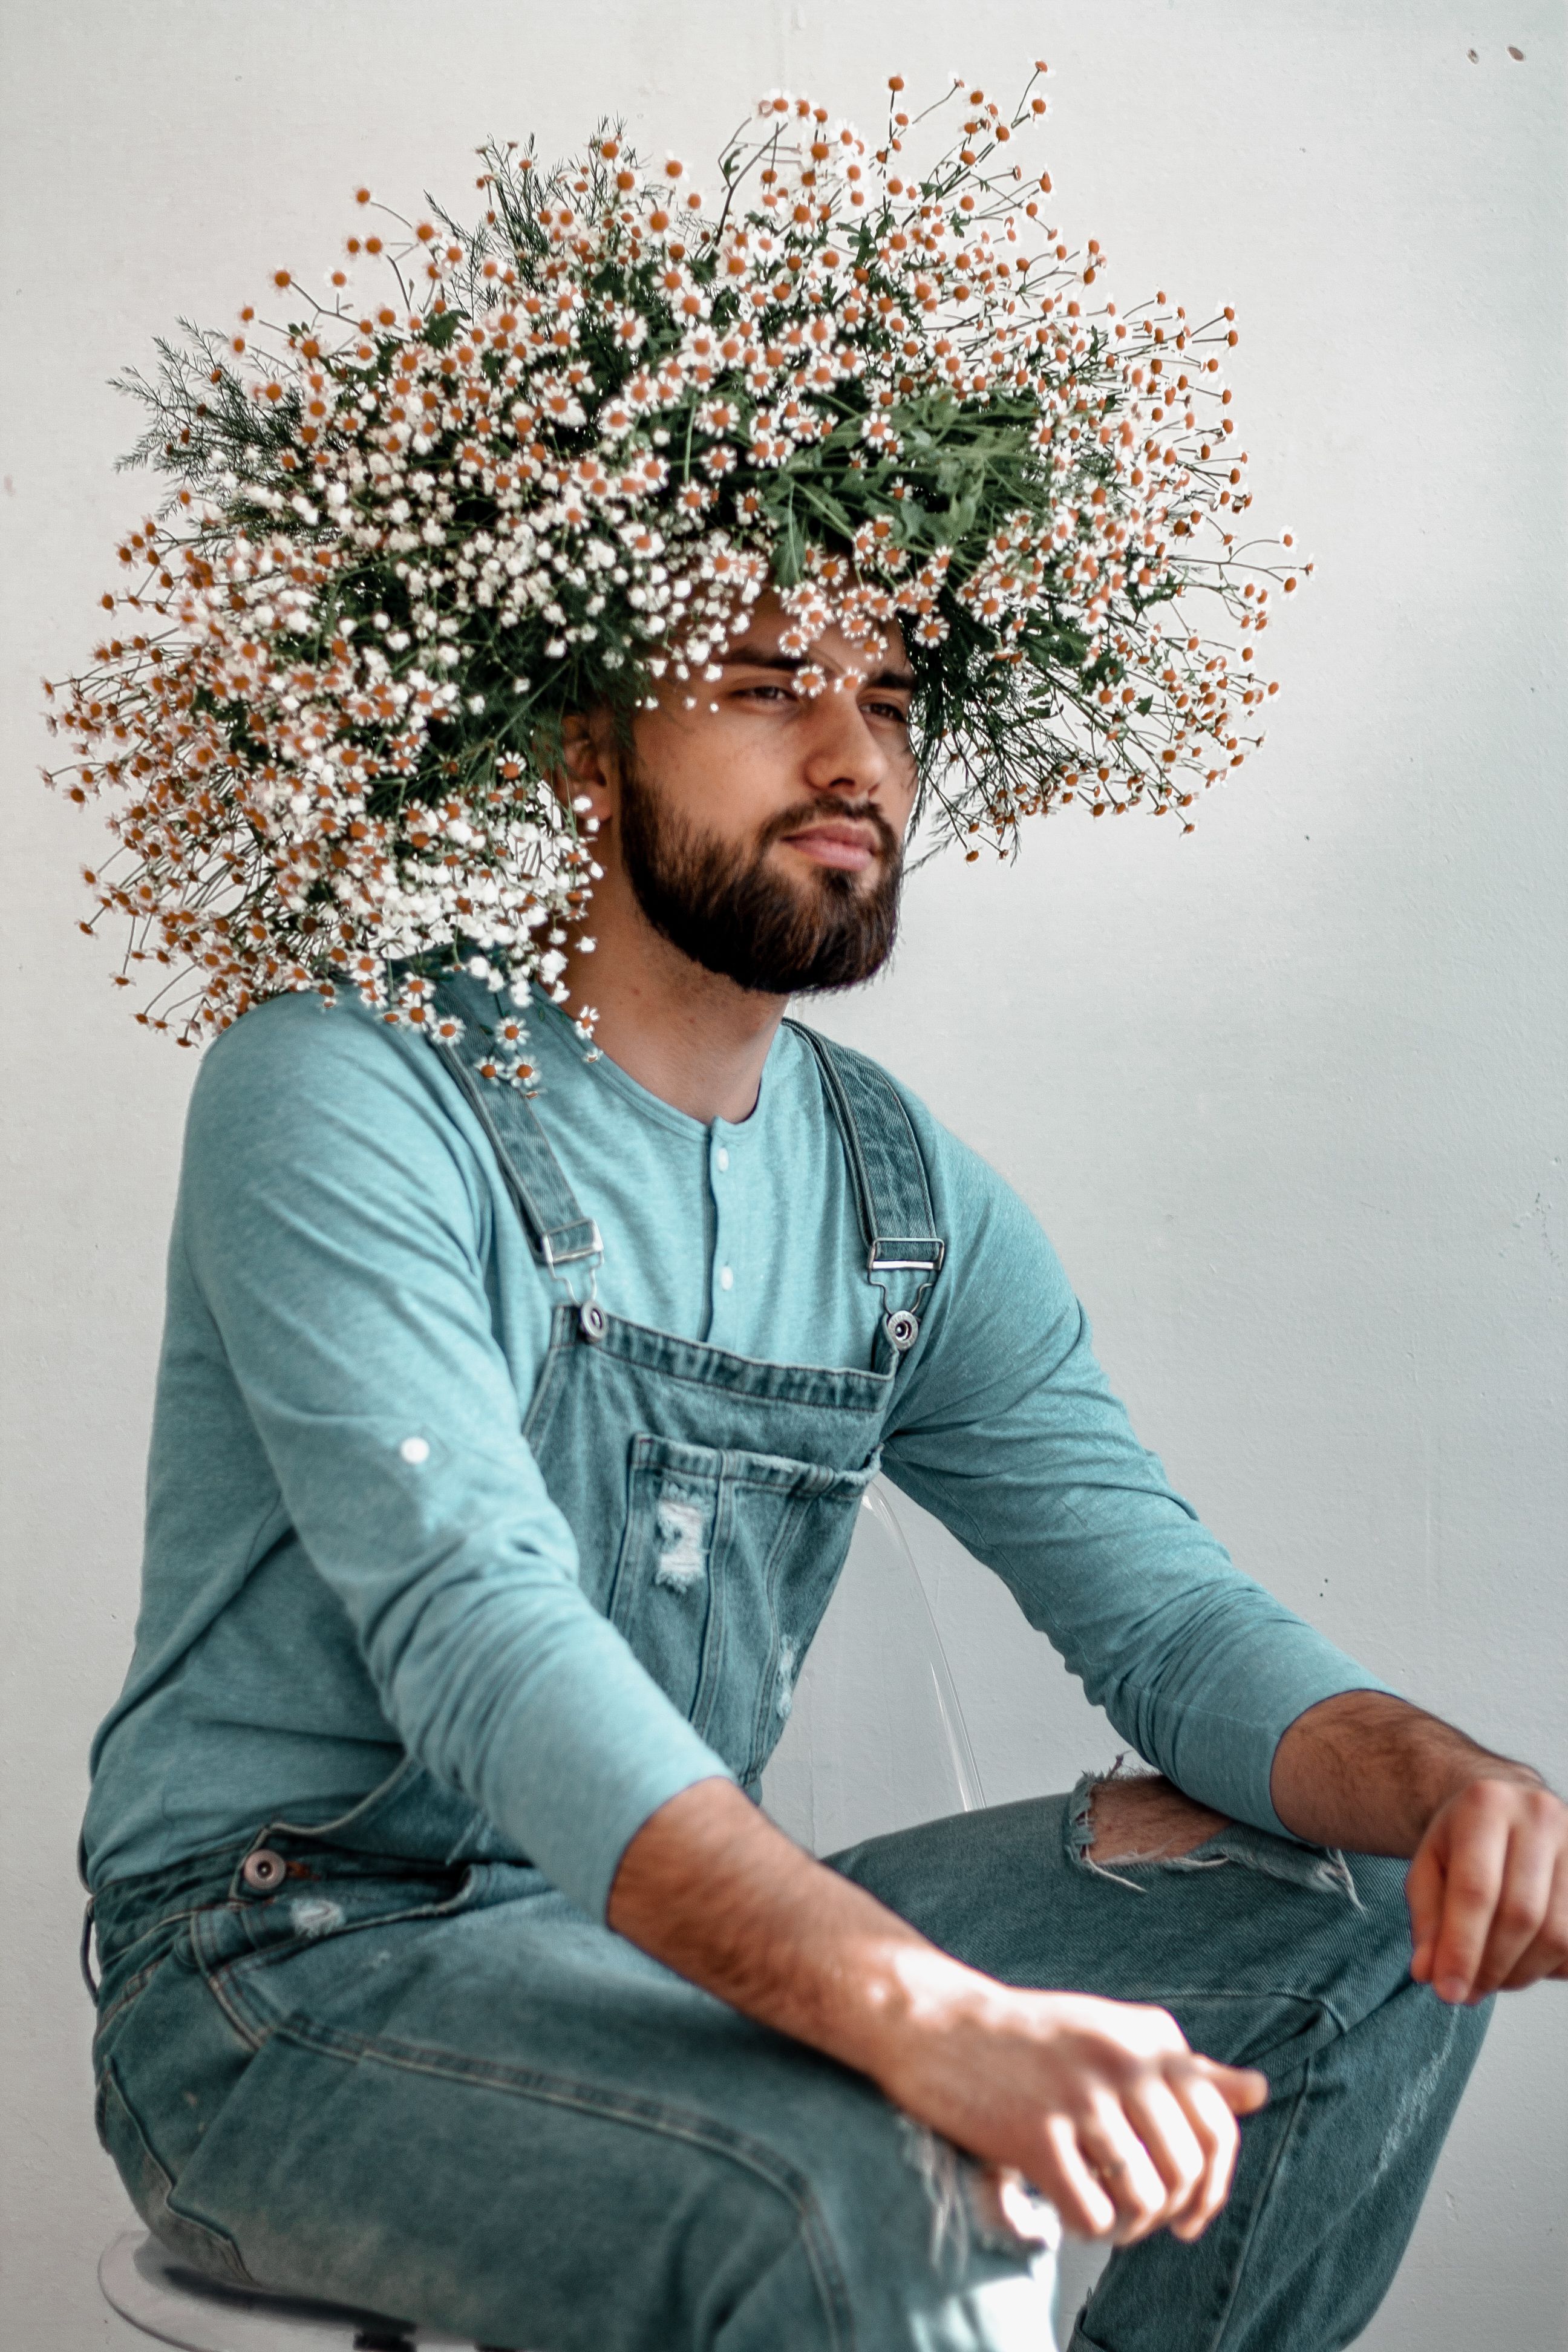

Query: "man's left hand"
(1271, 1690), (1567, 2003)
(1406, 1775), (1568, 2004)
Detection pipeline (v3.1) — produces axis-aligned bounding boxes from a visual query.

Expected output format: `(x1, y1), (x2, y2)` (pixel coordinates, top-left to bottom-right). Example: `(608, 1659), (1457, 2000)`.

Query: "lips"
(779, 820), (884, 873)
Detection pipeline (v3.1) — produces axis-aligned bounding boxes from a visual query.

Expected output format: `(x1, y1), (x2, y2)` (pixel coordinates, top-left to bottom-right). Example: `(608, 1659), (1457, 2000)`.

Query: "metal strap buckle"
(538, 1219), (603, 1273)
(867, 1236), (946, 1276)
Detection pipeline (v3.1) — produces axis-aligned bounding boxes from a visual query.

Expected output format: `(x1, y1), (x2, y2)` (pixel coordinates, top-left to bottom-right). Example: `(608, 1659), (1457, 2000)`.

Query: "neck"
(559, 866), (785, 1125)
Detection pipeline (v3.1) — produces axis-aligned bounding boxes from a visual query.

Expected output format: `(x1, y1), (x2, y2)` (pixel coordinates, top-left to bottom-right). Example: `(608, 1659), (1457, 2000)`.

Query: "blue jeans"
(89, 1786), (1486, 2352)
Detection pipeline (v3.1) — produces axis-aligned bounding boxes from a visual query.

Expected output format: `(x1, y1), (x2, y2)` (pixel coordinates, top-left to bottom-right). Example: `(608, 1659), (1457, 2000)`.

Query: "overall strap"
(786, 1022), (946, 1352)
(433, 987), (603, 1312)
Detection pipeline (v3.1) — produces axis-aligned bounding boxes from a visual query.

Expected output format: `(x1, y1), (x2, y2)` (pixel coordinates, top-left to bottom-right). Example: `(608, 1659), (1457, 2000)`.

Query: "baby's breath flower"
(45, 68), (1297, 1062)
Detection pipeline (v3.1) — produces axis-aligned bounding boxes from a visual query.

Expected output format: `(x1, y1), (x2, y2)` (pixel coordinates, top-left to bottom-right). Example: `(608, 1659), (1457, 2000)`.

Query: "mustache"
(758, 800), (903, 860)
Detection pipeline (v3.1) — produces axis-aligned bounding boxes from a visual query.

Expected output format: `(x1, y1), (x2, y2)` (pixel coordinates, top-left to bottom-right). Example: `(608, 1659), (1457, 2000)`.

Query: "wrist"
(834, 1936), (1000, 2100)
(1423, 1756), (1545, 1826)
(1272, 1689), (1546, 1857)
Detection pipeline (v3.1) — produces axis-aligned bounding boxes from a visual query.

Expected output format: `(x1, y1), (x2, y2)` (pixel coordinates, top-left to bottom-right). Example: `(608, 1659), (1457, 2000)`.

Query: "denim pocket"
(609, 1435), (881, 1783)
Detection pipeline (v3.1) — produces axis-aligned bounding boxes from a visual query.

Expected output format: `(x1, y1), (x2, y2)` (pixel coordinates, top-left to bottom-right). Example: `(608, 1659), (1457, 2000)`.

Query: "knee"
(1082, 1769), (1230, 1864)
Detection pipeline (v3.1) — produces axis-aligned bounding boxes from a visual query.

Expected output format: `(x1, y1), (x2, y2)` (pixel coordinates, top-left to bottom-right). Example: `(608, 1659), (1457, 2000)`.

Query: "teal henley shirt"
(82, 987), (1385, 1918)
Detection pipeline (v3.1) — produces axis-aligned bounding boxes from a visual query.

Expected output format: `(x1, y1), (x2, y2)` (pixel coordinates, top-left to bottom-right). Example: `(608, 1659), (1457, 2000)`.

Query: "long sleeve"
(886, 1109), (1393, 1837)
(172, 995), (733, 1918)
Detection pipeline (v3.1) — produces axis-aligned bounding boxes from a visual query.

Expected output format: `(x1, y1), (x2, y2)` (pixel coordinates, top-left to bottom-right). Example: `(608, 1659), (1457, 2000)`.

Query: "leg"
(94, 1852), (1059, 2352)
(828, 1785), (1489, 2352)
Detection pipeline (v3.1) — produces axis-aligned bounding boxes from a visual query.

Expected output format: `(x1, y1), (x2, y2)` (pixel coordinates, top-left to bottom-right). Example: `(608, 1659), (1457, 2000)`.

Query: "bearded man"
(83, 596), (1567, 2352)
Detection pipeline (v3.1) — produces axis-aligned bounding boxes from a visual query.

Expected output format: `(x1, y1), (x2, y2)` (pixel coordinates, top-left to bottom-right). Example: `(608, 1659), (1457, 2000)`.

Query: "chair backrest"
(761, 1479), (986, 1854)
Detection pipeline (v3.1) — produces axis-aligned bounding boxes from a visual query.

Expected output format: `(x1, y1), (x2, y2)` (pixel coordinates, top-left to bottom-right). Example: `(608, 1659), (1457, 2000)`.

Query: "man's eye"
(867, 699), (912, 725)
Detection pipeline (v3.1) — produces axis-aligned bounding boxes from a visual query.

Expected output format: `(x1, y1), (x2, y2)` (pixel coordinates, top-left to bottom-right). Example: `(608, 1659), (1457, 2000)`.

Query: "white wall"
(2, 3), (1563, 2345)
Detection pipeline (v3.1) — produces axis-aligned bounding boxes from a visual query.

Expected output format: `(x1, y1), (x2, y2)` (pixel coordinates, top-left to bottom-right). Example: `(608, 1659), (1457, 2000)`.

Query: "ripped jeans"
(88, 1789), (1486, 2352)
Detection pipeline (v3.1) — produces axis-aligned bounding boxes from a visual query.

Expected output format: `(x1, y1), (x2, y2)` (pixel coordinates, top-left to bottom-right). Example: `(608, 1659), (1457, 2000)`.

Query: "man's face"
(584, 593), (921, 996)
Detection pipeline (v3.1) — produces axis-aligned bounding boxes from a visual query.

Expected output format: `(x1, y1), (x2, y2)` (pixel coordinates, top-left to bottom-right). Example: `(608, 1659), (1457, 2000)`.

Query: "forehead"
(724, 589), (910, 681)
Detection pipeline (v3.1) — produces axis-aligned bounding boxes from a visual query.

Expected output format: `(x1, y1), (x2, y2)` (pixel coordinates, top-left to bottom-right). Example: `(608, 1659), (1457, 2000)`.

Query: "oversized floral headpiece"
(44, 67), (1304, 1070)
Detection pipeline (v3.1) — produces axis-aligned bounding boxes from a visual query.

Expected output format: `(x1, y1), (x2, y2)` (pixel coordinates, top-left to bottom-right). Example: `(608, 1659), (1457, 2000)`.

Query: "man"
(84, 593), (1566, 2352)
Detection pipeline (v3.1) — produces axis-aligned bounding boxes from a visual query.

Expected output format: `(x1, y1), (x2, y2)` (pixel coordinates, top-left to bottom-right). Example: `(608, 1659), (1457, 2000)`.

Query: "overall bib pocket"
(608, 1434), (882, 1784)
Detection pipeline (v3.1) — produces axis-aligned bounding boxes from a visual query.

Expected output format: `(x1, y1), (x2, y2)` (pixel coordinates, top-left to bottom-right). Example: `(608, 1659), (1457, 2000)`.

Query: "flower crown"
(43, 67), (1305, 1070)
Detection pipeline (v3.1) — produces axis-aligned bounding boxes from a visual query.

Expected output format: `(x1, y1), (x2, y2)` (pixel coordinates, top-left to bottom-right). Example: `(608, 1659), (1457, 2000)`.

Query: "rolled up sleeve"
(886, 1119), (1393, 1837)
(180, 999), (731, 1919)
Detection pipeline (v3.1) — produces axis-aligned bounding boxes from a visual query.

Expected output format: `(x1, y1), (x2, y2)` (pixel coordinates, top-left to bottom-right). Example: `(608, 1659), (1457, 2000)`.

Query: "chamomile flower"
(45, 65), (1294, 1066)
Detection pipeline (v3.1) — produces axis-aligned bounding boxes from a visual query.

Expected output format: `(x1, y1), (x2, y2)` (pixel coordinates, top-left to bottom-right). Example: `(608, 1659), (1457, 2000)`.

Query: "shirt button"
(399, 1436), (430, 1465)
(715, 1146), (730, 1172)
(719, 1265), (734, 1291)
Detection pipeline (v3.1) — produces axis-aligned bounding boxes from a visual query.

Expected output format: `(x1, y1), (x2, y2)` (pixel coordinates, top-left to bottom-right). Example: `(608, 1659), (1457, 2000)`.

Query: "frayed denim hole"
(1065, 1763), (1151, 1895)
(774, 1636), (799, 1720)
(1176, 1826), (1363, 1906)
(897, 2116), (971, 2272)
(1066, 1763), (1361, 1905)
(897, 2118), (1061, 2276)
(652, 1492), (708, 1594)
(288, 1896), (346, 1938)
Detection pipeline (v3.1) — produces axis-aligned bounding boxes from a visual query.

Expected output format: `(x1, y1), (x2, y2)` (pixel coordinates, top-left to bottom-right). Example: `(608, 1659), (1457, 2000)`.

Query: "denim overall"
(227, 1010), (947, 1870)
(86, 1014), (1488, 2352)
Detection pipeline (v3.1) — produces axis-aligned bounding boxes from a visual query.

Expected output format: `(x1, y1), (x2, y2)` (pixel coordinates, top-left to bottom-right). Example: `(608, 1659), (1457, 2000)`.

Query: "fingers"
(1056, 2059), (1266, 2248)
(998, 1992), (1273, 2246)
(1118, 2077), (1209, 2238)
(1039, 2111), (1119, 2241)
(1405, 1832), (1448, 1984)
(1425, 1795), (1508, 2003)
(1470, 1822), (1559, 1996)
(1495, 1848), (1568, 1992)
(1418, 1783), (1568, 2003)
(1168, 2071), (1247, 2240)
(1201, 2057), (1271, 2115)
(1078, 2092), (1183, 2244)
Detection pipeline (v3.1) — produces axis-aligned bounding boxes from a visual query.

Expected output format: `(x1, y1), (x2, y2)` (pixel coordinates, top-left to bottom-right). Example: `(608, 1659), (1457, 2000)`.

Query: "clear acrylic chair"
(100, 1480), (1027, 2352)
(760, 1475), (987, 1850)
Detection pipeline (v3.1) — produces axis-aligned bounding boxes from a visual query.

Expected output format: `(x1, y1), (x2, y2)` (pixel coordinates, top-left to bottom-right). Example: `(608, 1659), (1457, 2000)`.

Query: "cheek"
(889, 764), (920, 836)
(639, 708), (794, 831)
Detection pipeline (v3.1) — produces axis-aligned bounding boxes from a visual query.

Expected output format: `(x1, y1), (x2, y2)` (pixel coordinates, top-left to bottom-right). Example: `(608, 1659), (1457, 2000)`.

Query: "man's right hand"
(607, 1778), (1267, 2242)
(873, 1975), (1269, 2243)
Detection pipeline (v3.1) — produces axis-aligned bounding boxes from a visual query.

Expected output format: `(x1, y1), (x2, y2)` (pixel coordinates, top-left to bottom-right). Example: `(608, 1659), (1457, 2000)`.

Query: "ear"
(558, 711), (619, 832)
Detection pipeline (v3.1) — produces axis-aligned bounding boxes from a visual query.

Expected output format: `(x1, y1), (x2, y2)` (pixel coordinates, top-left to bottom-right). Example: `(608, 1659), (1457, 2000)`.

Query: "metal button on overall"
(309, 995), (952, 1849)
(240, 1848), (286, 1892)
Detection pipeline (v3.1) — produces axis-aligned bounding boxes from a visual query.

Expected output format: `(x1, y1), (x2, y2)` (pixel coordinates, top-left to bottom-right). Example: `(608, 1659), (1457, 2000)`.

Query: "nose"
(799, 681), (895, 800)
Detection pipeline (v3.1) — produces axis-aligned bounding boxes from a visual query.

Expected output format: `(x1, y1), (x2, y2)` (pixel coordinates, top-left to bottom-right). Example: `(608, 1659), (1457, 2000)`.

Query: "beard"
(616, 757), (904, 996)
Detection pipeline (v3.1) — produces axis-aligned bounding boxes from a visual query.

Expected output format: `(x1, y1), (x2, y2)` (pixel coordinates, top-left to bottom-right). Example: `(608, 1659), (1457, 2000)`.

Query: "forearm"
(1270, 1688), (1544, 1855)
(606, 1777), (988, 2092)
(608, 1776), (1273, 2246)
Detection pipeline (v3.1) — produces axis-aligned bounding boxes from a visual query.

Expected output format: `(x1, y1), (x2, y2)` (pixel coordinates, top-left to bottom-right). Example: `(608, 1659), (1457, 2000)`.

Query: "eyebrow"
(719, 647), (917, 693)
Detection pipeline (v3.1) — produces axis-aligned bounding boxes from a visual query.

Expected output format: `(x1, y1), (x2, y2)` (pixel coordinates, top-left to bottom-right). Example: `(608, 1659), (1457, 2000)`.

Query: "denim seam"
(1068, 2054), (1318, 2352)
(742, 1479), (841, 1779)
(1203, 2053), (1316, 2352)
(592, 1342), (891, 1410)
(243, 2006), (857, 2351)
(94, 1955), (174, 2039)
(630, 1436), (881, 1501)
(520, 1318), (573, 1448)
(192, 1886), (481, 2048)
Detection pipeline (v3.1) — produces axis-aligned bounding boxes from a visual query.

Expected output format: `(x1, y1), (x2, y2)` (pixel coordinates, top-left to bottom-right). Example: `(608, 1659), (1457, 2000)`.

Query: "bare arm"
(1271, 1690), (1568, 2002)
(607, 1777), (1266, 2245)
